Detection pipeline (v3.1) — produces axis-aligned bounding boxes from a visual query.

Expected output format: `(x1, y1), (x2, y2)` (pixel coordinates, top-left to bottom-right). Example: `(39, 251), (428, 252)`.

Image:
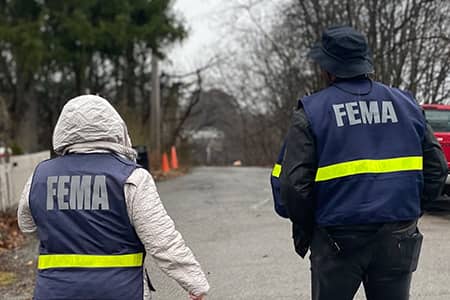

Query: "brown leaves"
(0, 214), (25, 250)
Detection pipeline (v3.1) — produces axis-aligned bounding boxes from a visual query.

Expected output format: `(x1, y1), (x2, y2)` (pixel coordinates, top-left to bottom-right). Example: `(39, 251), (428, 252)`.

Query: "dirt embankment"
(0, 214), (36, 300)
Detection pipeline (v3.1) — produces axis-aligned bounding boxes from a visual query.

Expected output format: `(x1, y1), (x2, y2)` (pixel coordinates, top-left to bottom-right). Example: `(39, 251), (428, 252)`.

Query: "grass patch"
(0, 271), (16, 286)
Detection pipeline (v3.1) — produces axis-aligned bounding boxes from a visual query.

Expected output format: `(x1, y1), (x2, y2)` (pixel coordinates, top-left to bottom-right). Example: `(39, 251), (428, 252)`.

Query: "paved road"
(147, 167), (450, 300)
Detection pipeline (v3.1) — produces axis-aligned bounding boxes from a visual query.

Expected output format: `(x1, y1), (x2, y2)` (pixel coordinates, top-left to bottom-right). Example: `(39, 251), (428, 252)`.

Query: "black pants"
(310, 221), (422, 300)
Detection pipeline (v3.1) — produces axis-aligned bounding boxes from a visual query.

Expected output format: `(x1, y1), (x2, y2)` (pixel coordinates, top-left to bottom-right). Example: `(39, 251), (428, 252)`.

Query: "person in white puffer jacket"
(17, 95), (209, 300)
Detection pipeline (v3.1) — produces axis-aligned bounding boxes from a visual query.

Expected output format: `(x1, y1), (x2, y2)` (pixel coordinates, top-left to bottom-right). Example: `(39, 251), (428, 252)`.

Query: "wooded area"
(0, 0), (448, 166)
(0, 0), (205, 157)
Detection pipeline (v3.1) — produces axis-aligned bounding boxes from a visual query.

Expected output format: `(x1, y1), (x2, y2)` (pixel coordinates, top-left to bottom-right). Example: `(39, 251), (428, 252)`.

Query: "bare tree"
(216, 0), (450, 165)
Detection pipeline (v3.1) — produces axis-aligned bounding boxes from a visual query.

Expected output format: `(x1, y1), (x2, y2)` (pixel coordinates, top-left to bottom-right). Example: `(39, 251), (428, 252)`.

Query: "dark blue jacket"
(301, 79), (425, 226)
(280, 78), (447, 257)
(30, 153), (145, 300)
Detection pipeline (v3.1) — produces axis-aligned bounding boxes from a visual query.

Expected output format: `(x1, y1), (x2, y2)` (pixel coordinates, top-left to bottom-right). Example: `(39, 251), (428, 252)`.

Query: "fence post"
(0, 160), (6, 212)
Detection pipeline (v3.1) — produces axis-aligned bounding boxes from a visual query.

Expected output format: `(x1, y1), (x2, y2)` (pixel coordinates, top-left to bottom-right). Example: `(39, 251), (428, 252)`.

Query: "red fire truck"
(422, 104), (450, 199)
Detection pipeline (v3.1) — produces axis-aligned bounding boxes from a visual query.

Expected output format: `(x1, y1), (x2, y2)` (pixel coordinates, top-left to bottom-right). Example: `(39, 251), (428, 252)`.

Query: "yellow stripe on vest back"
(315, 156), (423, 182)
(38, 253), (144, 270)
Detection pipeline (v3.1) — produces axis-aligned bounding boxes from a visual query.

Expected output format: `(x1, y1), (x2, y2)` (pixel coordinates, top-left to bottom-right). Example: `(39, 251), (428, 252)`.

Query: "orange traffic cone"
(170, 146), (179, 169)
(161, 152), (170, 173)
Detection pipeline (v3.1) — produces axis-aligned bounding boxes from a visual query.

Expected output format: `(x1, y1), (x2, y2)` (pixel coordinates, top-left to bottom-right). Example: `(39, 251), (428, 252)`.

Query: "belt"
(319, 220), (418, 254)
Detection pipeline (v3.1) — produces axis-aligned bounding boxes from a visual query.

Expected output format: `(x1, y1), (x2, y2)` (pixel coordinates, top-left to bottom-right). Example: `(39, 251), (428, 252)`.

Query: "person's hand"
(189, 292), (205, 300)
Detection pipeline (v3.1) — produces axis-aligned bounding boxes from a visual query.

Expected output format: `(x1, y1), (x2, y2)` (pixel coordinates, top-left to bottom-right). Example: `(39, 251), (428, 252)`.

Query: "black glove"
(292, 223), (312, 258)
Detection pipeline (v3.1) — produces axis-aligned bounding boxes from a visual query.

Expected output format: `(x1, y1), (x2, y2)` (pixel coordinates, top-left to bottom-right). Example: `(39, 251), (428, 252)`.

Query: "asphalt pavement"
(147, 167), (450, 300)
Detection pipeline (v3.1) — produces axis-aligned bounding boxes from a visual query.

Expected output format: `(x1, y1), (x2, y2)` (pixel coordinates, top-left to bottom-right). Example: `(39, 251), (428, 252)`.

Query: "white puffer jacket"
(17, 95), (210, 299)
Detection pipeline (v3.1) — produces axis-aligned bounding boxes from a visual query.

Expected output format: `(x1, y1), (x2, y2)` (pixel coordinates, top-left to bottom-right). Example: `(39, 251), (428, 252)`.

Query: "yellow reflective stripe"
(272, 163), (282, 178)
(315, 156), (423, 182)
(38, 253), (144, 270)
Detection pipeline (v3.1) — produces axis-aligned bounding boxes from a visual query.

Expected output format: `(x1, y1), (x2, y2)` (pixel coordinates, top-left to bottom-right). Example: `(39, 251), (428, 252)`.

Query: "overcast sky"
(167, 0), (282, 74)
(167, 0), (228, 73)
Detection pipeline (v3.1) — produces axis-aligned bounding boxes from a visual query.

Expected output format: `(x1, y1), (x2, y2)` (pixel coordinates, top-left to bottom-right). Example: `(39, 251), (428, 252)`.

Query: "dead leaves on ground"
(0, 214), (25, 250)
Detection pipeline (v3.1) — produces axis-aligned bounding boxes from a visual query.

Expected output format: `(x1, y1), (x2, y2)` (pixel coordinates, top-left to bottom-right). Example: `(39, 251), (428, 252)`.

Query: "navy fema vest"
(29, 153), (145, 300)
(302, 79), (425, 226)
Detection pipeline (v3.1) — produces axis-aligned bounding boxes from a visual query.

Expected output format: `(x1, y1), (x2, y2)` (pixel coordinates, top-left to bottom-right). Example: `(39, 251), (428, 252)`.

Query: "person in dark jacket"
(280, 25), (447, 300)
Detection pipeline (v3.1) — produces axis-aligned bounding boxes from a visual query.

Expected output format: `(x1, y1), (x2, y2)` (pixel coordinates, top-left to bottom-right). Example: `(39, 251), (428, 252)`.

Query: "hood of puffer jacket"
(53, 95), (137, 160)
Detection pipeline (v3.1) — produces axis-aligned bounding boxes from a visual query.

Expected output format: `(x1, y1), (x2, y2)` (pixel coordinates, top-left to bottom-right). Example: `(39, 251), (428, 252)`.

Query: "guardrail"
(0, 151), (50, 212)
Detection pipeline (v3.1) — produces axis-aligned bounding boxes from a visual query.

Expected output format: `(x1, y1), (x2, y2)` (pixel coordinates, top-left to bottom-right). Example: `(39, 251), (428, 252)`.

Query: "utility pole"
(150, 53), (161, 169)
